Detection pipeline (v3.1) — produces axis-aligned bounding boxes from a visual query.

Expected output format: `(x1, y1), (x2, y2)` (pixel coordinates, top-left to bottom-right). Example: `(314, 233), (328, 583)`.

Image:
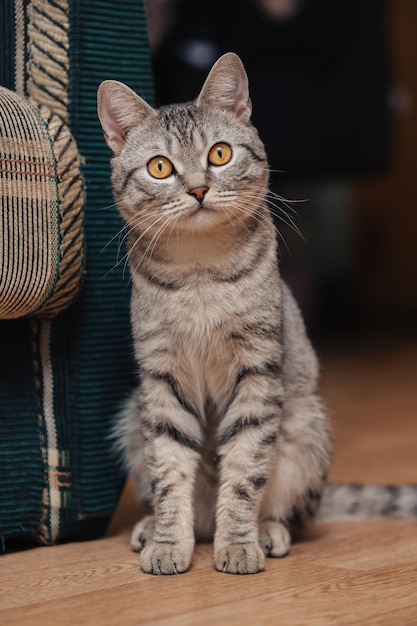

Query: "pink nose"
(188, 185), (209, 202)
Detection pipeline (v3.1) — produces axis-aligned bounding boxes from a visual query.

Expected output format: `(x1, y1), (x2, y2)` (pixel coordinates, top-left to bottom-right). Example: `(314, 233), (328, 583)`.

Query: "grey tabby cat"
(97, 53), (416, 576)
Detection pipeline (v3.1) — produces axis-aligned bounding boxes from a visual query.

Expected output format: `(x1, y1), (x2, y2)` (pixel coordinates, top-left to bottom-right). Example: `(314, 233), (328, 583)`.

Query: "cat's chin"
(180, 206), (226, 230)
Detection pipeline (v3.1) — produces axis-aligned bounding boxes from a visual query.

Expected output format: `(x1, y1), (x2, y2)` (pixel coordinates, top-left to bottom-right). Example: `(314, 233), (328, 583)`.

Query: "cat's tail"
(317, 483), (417, 522)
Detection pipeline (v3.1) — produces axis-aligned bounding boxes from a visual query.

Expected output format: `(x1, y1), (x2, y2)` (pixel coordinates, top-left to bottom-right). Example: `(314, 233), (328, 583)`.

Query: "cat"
(97, 53), (416, 575)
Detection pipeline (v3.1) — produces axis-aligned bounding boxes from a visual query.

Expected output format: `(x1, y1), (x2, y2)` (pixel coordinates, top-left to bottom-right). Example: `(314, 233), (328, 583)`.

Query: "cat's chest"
(137, 276), (244, 339)
(180, 281), (238, 334)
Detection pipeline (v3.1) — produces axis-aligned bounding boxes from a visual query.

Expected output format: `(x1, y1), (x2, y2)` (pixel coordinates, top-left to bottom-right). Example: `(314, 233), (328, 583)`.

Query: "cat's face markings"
(98, 53), (268, 232)
(140, 128), (239, 220)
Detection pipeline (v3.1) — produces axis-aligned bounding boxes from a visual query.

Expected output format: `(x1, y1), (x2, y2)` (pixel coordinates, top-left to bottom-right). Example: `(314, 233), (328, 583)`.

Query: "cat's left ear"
(97, 80), (156, 155)
(196, 52), (252, 123)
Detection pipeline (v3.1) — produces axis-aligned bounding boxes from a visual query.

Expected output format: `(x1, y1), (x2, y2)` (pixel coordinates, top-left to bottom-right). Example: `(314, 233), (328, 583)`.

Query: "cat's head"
(97, 53), (268, 235)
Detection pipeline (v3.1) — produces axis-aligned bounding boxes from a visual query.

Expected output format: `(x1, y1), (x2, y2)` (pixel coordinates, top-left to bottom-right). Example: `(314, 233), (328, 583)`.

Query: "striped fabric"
(0, 0), (84, 320)
(0, 0), (154, 547)
(61, 0), (154, 538)
(0, 88), (60, 318)
(0, 88), (84, 319)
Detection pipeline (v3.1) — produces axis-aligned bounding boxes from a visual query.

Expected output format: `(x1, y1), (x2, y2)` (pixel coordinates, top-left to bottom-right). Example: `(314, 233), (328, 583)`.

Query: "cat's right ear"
(97, 80), (155, 155)
(196, 53), (252, 123)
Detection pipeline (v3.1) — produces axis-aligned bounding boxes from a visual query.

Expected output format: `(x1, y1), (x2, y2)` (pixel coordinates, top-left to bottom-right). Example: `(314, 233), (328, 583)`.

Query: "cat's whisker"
(222, 200), (292, 254)
(100, 222), (129, 256)
(125, 213), (167, 258)
(146, 217), (178, 266)
(267, 190), (306, 215)
(223, 202), (274, 232)
(271, 194), (309, 204)
(123, 213), (169, 279)
(221, 205), (251, 236)
(268, 205), (305, 241)
(125, 201), (188, 278)
(266, 195), (299, 217)
(114, 209), (160, 255)
(131, 220), (176, 282)
(267, 167), (293, 175)
(235, 192), (305, 240)
(102, 253), (129, 280)
(135, 213), (180, 276)
(223, 195), (279, 226)
(101, 224), (136, 279)
(97, 202), (119, 212)
(241, 188), (302, 218)
(166, 213), (182, 251)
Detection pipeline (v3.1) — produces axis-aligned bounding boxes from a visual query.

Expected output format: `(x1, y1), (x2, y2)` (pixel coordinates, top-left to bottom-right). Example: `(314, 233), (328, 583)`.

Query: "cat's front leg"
(135, 376), (202, 575)
(214, 366), (282, 574)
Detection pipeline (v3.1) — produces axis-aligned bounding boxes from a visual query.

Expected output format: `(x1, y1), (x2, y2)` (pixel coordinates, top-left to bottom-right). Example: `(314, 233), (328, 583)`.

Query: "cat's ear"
(97, 80), (156, 155)
(196, 53), (252, 123)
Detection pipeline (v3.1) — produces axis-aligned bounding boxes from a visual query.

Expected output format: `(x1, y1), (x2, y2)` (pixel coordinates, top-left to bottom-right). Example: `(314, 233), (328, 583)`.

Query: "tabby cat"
(97, 53), (415, 575)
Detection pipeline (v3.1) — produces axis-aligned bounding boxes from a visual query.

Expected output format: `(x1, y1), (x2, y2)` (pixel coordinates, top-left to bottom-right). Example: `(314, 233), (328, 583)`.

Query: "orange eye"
(208, 142), (232, 166)
(147, 156), (173, 179)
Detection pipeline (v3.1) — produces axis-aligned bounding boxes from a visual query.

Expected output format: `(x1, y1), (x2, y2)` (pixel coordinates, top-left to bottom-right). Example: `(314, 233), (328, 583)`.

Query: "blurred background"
(144, 0), (417, 355)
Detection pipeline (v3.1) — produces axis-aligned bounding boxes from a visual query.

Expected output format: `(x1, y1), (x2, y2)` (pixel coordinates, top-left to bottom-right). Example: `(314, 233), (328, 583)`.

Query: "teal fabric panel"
(0, 0), (43, 548)
(0, 320), (44, 546)
(53, 0), (154, 539)
(0, 0), (17, 89)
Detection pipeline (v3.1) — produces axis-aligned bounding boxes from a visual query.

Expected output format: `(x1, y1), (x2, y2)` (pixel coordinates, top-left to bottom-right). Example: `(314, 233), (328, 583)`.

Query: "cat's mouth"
(180, 203), (222, 229)
(189, 203), (215, 216)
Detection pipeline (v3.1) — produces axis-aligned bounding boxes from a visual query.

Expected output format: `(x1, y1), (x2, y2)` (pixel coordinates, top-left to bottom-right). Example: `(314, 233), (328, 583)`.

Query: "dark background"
(146, 0), (417, 350)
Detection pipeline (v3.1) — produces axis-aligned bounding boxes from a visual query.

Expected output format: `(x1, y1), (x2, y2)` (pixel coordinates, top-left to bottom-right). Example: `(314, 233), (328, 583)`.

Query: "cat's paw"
(259, 520), (291, 558)
(214, 542), (265, 574)
(130, 515), (155, 552)
(140, 542), (193, 575)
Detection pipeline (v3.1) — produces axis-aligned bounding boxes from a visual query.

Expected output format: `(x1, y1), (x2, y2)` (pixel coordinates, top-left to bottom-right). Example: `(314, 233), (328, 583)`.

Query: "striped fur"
(318, 484), (417, 521)
(97, 54), (415, 577)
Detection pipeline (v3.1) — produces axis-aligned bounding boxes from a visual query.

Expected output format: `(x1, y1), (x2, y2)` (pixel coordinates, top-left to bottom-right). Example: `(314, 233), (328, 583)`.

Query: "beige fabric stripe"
(1, 0), (83, 319)
(36, 105), (84, 318)
(26, 0), (69, 121)
(39, 320), (61, 542)
(14, 0), (26, 97)
(25, 0), (84, 318)
(0, 88), (59, 318)
(25, 0), (76, 544)
(2, 0), (79, 545)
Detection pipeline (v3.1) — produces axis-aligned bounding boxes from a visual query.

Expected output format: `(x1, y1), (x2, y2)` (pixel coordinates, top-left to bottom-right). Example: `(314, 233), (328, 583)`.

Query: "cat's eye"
(208, 143), (232, 167)
(147, 156), (173, 179)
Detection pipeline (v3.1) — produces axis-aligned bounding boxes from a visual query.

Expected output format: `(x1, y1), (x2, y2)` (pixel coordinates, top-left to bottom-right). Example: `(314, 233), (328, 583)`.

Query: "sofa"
(0, 0), (154, 547)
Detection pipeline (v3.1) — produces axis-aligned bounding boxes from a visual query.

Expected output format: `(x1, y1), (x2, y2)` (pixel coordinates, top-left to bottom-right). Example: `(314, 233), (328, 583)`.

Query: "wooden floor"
(2, 336), (417, 625)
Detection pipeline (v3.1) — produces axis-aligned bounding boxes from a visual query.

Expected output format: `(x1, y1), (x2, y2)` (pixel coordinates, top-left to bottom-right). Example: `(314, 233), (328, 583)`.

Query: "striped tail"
(317, 484), (417, 522)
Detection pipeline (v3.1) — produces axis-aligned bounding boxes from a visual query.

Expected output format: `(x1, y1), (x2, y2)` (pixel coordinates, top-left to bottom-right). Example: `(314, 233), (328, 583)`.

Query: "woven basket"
(0, 87), (84, 319)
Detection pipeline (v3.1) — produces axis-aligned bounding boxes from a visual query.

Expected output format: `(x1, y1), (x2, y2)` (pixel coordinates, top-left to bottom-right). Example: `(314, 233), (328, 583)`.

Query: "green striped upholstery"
(0, 0), (154, 546)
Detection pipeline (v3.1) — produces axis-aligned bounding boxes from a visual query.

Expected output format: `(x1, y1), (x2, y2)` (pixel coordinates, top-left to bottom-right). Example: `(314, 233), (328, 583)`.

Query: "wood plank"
(321, 341), (417, 484)
(1, 341), (416, 626)
(1, 521), (416, 625)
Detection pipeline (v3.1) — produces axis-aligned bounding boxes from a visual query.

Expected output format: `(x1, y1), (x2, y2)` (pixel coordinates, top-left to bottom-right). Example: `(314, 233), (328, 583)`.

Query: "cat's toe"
(140, 542), (193, 575)
(130, 514), (155, 553)
(214, 543), (265, 574)
(259, 520), (291, 558)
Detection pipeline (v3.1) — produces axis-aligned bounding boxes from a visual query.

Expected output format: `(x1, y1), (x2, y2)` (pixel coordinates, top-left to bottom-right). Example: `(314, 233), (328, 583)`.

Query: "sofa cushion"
(0, 87), (84, 319)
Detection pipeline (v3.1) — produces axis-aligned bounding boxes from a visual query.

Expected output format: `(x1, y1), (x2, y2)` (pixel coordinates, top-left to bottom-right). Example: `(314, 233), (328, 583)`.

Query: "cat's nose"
(187, 185), (209, 203)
